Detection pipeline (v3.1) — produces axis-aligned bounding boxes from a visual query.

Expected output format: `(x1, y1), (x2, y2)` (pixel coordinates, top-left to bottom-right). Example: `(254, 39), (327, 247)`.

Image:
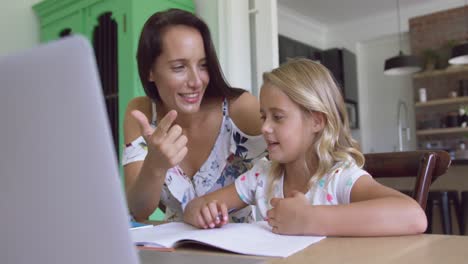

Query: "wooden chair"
(363, 150), (451, 210)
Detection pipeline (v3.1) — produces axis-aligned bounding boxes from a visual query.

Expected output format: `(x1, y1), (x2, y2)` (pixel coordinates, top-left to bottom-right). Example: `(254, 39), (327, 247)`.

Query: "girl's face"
(149, 25), (209, 114)
(260, 83), (323, 163)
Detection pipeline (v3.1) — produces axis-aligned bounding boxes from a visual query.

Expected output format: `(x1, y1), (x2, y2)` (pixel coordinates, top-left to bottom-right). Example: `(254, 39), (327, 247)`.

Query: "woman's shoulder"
(228, 90), (262, 136)
(124, 96), (154, 143)
(125, 96), (153, 119)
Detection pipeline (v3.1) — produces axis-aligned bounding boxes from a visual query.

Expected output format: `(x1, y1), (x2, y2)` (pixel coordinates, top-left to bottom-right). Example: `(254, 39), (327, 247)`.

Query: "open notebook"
(131, 221), (325, 258)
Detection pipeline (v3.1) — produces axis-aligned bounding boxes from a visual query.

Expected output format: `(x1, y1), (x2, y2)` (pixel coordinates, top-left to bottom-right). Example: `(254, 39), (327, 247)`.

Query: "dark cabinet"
(319, 48), (358, 104)
(278, 35), (359, 128)
(278, 36), (357, 103)
(278, 35), (320, 64)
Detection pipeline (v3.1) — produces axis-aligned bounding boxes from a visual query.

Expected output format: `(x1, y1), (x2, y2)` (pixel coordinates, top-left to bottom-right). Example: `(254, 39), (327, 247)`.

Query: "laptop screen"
(0, 36), (139, 264)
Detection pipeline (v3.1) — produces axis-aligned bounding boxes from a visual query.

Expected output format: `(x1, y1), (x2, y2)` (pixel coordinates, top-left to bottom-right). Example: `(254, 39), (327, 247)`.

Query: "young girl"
(183, 58), (427, 236)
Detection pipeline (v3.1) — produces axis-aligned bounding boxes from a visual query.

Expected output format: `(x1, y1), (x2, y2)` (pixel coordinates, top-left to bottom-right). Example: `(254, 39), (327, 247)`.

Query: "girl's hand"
(183, 198), (229, 229)
(267, 191), (309, 235)
(131, 110), (188, 173)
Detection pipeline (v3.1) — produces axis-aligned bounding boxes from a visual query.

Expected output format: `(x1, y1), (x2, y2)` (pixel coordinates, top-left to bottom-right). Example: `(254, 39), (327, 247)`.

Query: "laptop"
(0, 36), (265, 264)
(0, 36), (139, 264)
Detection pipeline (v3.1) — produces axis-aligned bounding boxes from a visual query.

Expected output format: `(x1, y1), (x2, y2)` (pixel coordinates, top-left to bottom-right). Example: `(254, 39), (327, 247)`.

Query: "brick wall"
(410, 6), (468, 56)
(409, 5), (468, 155)
(410, 5), (468, 100)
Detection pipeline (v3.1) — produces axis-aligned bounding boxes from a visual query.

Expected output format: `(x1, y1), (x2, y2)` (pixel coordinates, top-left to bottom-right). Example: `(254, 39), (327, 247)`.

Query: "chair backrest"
(363, 150), (451, 210)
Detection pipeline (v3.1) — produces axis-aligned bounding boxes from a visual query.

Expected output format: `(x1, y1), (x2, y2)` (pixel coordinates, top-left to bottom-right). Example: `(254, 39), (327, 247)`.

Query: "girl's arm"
(268, 176), (427, 236)
(183, 184), (248, 229)
(324, 175), (427, 236)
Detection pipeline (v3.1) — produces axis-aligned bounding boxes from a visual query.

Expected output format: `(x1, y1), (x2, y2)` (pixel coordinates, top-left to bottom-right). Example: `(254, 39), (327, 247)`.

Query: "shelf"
(415, 96), (468, 107)
(412, 65), (468, 79)
(416, 127), (468, 136)
(452, 159), (468, 165)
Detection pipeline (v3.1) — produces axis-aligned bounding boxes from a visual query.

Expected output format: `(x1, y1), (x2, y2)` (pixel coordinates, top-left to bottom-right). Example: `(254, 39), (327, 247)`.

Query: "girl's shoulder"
(326, 160), (370, 185)
(252, 158), (271, 171)
(241, 158), (271, 182)
(228, 91), (262, 136)
(331, 160), (363, 174)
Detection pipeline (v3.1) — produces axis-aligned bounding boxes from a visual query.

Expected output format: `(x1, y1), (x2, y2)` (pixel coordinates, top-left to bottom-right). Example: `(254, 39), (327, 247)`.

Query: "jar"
(459, 106), (467, 127)
(418, 88), (427, 102)
(446, 111), (459, 127)
(449, 90), (458, 98)
(459, 80), (468, 97)
(455, 141), (468, 160)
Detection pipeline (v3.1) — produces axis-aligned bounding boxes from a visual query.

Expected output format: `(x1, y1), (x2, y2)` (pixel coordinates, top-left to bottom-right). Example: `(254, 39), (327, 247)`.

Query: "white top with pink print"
(234, 159), (370, 220)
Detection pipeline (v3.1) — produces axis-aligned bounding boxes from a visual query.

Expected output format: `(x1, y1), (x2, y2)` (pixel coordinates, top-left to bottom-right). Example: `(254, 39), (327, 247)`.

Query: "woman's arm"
(183, 184), (248, 229)
(229, 91), (263, 136)
(268, 176), (427, 236)
(124, 97), (187, 221)
(124, 97), (162, 220)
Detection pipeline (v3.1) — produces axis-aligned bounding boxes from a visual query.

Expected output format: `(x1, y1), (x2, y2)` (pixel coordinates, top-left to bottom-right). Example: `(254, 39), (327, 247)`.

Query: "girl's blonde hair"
(263, 58), (364, 199)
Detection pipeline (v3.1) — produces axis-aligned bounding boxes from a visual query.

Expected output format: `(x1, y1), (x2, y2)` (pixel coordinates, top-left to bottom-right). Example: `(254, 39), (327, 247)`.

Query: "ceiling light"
(449, 1), (468, 65)
(384, 0), (422, 75)
(385, 51), (422, 75)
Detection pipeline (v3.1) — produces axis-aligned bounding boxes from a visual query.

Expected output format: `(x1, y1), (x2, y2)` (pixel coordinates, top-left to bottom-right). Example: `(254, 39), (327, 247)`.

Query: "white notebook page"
(131, 221), (325, 258)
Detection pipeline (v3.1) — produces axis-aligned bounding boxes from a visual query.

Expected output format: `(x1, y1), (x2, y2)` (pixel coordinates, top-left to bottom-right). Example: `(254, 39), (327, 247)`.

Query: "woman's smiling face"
(149, 25), (210, 113)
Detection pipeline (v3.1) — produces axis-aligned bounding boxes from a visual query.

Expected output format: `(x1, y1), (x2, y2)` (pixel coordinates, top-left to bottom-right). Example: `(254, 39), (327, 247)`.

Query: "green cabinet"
(33, 0), (195, 162)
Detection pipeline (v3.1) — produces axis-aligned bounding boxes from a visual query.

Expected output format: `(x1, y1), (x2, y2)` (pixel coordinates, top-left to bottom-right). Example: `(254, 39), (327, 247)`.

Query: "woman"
(123, 9), (266, 222)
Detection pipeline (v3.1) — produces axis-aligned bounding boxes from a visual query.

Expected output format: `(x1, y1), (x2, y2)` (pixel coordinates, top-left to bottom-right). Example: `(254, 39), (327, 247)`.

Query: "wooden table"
(139, 234), (468, 264)
(144, 222), (468, 263)
(266, 234), (468, 264)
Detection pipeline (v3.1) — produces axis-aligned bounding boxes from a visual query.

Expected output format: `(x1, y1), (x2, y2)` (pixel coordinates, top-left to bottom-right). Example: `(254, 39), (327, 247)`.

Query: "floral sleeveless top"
(122, 98), (267, 222)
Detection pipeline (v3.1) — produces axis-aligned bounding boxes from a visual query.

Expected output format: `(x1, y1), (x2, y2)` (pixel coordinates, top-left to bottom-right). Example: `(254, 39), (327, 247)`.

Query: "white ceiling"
(277, 0), (450, 26)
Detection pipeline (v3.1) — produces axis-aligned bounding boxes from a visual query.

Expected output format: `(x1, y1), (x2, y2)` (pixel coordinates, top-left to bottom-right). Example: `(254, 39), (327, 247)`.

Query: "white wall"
(0, 0), (41, 56)
(196, 0), (278, 95)
(250, 0), (279, 96)
(194, 0), (219, 54)
(195, 0), (252, 91)
(358, 33), (416, 153)
(277, 4), (326, 50)
(217, 0), (253, 91)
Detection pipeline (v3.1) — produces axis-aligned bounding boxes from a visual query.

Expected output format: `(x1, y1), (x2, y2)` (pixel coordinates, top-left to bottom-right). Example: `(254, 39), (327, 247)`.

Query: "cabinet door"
(278, 36), (297, 64)
(167, 0), (195, 10)
(40, 11), (84, 42)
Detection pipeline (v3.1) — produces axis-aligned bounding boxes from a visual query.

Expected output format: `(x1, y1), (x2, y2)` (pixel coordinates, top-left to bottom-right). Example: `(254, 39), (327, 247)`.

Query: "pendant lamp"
(384, 0), (422, 75)
(449, 0), (468, 65)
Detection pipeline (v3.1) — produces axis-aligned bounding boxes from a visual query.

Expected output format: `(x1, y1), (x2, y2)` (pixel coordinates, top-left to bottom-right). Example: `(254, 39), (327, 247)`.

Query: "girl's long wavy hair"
(264, 58), (364, 200)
